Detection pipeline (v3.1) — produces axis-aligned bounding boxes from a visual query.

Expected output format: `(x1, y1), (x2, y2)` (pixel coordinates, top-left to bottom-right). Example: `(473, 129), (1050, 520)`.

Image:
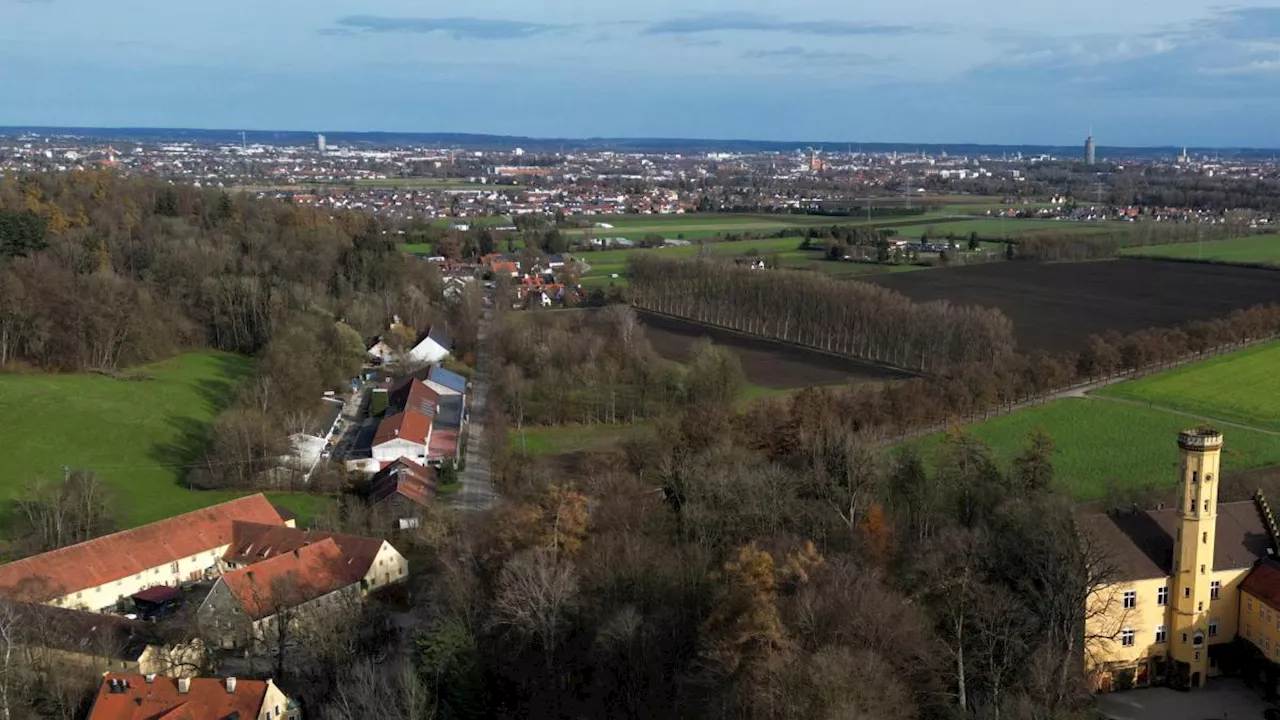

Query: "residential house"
(199, 522), (407, 649)
(371, 378), (440, 464)
(85, 673), (297, 720)
(0, 494), (291, 610)
(369, 458), (437, 528)
(371, 409), (433, 464)
(408, 325), (452, 364)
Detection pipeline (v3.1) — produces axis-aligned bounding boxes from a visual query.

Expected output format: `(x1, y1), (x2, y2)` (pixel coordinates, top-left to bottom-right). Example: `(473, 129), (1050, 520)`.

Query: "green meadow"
(1096, 341), (1280, 432)
(0, 352), (330, 528)
(1120, 234), (1280, 266)
(909, 398), (1280, 501)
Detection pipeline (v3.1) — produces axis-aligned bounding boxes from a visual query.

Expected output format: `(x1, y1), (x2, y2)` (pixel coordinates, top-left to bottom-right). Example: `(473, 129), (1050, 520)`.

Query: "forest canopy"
(0, 171), (445, 372)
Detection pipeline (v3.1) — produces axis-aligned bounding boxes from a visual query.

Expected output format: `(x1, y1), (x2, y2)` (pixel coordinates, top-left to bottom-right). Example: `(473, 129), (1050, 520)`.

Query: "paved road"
(456, 307), (498, 512)
(1096, 677), (1269, 719)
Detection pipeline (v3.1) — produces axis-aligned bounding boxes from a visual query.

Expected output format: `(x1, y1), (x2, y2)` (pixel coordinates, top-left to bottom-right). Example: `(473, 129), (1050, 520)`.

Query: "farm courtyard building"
(0, 494), (407, 649)
(1083, 429), (1280, 692)
(85, 673), (297, 720)
(199, 522), (408, 648)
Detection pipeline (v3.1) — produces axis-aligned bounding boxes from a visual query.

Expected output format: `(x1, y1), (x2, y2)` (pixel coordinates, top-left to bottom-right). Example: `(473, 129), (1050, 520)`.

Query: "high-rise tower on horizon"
(1084, 132), (1096, 165)
(315, 134), (327, 154)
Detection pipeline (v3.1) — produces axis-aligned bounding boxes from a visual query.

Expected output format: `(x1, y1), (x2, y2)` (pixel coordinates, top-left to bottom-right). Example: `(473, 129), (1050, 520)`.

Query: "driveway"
(1096, 679), (1272, 720)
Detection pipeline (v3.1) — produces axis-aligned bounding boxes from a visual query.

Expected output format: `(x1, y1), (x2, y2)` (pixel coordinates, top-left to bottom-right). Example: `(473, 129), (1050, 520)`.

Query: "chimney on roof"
(144, 673), (155, 684)
(178, 677), (190, 694)
(226, 677), (237, 693)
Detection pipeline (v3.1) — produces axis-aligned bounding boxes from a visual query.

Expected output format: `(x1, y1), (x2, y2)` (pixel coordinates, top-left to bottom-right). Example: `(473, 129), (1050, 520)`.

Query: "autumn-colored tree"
(537, 484), (590, 554)
(701, 543), (787, 678)
(781, 540), (826, 585)
(859, 503), (894, 568)
(485, 484), (590, 561)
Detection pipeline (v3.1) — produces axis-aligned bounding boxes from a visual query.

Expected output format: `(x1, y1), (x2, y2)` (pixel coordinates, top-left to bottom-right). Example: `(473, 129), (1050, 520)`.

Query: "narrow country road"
(456, 305), (498, 511)
(885, 340), (1267, 446)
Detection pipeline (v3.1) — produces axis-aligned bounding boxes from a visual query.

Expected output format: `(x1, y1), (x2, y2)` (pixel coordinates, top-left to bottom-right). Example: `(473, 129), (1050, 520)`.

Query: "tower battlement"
(1178, 428), (1223, 451)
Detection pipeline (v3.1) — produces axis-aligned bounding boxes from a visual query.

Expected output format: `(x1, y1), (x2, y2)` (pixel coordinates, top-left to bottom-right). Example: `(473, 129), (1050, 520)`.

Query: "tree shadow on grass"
(191, 353), (256, 417)
(149, 414), (216, 490)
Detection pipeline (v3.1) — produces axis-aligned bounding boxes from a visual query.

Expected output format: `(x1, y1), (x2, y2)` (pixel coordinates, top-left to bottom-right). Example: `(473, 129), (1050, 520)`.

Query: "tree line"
(750, 304), (1280, 442)
(629, 256), (1016, 375)
(1010, 219), (1258, 262)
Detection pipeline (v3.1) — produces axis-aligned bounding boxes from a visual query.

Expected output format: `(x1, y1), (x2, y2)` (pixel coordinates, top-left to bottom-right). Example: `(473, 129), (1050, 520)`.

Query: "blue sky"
(4, 0), (1280, 146)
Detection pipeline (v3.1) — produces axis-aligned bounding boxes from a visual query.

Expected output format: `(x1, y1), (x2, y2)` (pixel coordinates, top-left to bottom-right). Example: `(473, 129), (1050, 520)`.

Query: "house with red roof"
(369, 458), (437, 528)
(198, 522), (407, 649)
(85, 672), (297, 720)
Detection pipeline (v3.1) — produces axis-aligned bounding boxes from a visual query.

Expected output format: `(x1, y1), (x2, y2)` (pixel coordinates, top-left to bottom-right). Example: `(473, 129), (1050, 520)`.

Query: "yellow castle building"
(1083, 428), (1280, 691)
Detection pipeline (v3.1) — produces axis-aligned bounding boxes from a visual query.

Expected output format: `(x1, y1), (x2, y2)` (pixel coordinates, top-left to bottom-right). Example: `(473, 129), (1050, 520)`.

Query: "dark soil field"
(865, 258), (1280, 353)
(636, 311), (913, 388)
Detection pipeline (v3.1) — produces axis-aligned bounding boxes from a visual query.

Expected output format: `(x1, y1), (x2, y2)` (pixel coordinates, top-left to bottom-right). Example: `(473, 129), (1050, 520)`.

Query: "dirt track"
(865, 258), (1280, 353)
(636, 311), (913, 389)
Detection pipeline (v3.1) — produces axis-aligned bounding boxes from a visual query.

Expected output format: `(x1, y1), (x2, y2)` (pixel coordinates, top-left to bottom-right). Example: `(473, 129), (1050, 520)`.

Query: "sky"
(5, 0), (1280, 146)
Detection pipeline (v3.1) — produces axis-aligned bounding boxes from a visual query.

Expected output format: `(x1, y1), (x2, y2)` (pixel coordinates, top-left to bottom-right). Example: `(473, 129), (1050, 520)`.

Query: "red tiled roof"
(1243, 558), (1280, 610)
(220, 538), (363, 620)
(86, 673), (271, 720)
(390, 378), (440, 417)
(373, 410), (432, 447)
(0, 495), (286, 602)
(223, 522), (385, 575)
(369, 459), (436, 507)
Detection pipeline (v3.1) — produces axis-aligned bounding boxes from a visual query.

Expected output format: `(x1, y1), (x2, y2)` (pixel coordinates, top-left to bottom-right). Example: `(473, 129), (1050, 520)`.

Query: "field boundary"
(632, 307), (924, 379)
(884, 334), (1280, 446)
(1118, 254), (1280, 273)
(1085, 394), (1280, 437)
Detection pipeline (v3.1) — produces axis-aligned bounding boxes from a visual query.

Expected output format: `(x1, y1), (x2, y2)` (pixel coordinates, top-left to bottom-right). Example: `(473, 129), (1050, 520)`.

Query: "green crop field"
(908, 398), (1280, 500)
(1120, 235), (1280, 265)
(1095, 341), (1280, 432)
(0, 352), (331, 529)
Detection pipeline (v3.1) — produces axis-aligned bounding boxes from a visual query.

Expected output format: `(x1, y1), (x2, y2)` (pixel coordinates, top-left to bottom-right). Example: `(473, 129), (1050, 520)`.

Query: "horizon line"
(0, 124), (1268, 153)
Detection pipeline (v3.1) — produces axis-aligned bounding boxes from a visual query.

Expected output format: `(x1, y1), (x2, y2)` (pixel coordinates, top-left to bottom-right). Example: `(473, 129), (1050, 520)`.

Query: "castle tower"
(1169, 428), (1223, 688)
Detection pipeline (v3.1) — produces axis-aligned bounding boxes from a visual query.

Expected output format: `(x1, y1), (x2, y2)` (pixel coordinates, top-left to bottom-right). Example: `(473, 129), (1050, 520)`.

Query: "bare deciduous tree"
(489, 548), (579, 672)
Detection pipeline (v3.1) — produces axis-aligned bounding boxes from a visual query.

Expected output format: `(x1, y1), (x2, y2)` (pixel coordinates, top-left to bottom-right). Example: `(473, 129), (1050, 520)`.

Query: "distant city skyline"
(5, 0), (1280, 147)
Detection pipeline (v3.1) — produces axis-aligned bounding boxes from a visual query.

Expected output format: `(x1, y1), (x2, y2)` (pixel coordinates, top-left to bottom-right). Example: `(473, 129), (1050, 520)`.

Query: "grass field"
(508, 423), (649, 456)
(909, 398), (1280, 500)
(1120, 235), (1280, 265)
(1095, 341), (1280, 432)
(899, 218), (1124, 239)
(565, 211), (977, 241)
(0, 352), (331, 528)
(574, 237), (933, 284)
